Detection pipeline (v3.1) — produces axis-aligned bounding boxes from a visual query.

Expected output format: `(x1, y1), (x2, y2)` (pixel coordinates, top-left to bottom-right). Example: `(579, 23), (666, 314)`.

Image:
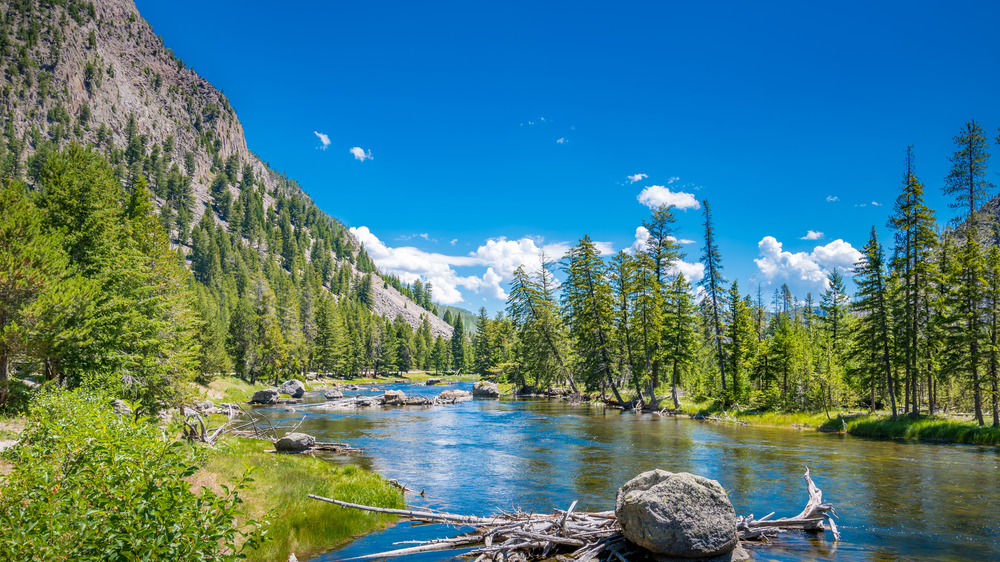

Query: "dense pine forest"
(473, 126), (1000, 427)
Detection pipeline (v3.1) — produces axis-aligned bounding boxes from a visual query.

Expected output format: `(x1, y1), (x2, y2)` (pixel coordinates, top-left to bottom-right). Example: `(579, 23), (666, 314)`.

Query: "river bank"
(195, 437), (403, 562)
(680, 398), (1000, 445)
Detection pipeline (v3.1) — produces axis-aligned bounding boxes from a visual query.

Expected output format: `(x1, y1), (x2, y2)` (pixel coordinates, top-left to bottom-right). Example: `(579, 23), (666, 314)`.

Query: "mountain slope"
(0, 0), (452, 338)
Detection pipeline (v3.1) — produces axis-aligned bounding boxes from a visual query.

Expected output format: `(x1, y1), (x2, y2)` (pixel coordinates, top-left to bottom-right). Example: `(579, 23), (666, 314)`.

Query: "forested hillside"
(0, 0), (462, 410)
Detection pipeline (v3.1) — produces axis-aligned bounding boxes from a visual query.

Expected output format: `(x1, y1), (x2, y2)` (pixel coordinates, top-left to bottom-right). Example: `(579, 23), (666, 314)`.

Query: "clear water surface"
(252, 381), (1000, 561)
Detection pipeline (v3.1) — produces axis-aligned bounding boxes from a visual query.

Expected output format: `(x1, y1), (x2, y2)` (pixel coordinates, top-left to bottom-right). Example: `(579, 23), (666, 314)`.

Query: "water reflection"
(250, 382), (1000, 561)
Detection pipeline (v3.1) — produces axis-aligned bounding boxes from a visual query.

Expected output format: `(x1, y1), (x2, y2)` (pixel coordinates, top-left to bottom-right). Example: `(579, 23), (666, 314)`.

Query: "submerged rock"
(250, 388), (279, 404)
(615, 470), (738, 559)
(472, 381), (501, 398)
(278, 379), (305, 398)
(383, 389), (407, 405)
(275, 432), (315, 452)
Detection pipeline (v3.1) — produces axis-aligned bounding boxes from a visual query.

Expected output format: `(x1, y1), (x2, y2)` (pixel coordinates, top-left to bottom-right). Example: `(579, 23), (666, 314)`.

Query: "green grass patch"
(199, 437), (405, 561)
(822, 414), (1000, 445)
(204, 376), (270, 403)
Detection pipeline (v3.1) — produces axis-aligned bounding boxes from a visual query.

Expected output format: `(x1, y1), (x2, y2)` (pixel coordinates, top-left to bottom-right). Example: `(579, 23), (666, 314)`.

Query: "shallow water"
(254, 381), (1000, 561)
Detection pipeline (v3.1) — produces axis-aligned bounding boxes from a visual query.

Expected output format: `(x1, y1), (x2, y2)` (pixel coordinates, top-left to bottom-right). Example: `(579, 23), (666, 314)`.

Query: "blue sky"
(136, 0), (1000, 312)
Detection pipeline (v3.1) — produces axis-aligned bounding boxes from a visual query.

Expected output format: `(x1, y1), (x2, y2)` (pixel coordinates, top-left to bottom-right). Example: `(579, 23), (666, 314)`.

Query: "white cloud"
(349, 226), (491, 305)
(627, 173), (648, 184)
(450, 239), (458, 246)
(630, 226), (650, 253)
(470, 237), (569, 280)
(349, 147), (372, 162)
(753, 236), (862, 297)
(637, 185), (700, 210)
(800, 230), (824, 240)
(556, 137), (566, 144)
(871, 201), (881, 207)
(668, 260), (705, 284)
(314, 131), (331, 150)
(667, 177), (680, 184)
(826, 195), (839, 202)
(594, 241), (616, 255)
(349, 228), (592, 305)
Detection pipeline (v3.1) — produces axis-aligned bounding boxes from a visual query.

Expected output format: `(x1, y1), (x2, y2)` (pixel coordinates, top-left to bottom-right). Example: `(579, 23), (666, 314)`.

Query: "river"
(254, 381), (1000, 561)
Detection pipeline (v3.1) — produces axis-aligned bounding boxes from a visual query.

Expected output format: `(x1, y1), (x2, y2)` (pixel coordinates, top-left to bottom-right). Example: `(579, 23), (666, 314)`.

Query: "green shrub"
(0, 389), (268, 560)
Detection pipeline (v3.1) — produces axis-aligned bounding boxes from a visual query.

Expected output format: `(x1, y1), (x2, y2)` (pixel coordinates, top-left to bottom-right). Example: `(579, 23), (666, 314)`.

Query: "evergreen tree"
(662, 274), (698, 409)
(943, 120), (993, 230)
(725, 281), (753, 404)
(888, 150), (938, 415)
(851, 227), (897, 418)
(451, 315), (466, 372)
(561, 236), (627, 406)
(700, 200), (728, 394)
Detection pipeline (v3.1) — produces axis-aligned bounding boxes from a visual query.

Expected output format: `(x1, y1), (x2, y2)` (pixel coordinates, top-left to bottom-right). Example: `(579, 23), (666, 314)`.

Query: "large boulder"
(405, 395), (431, 405)
(437, 389), (472, 403)
(472, 381), (501, 398)
(324, 388), (344, 399)
(383, 390), (407, 405)
(250, 388), (279, 404)
(425, 378), (442, 385)
(278, 379), (305, 398)
(615, 470), (738, 559)
(275, 432), (315, 452)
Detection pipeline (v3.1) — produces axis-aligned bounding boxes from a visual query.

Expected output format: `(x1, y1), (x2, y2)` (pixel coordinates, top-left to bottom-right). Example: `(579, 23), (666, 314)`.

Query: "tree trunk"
(671, 357), (681, 410)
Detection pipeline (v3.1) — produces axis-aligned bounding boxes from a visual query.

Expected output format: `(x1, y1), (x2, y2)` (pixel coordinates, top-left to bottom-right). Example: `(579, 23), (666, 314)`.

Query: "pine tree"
(944, 229), (987, 425)
(662, 274), (698, 409)
(943, 120), (993, 230)
(561, 236), (627, 406)
(700, 200), (728, 394)
(473, 307), (492, 375)
(725, 281), (754, 404)
(631, 250), (663, 407)
(888, 151), (938, 415)
(0, 179), (81, 401)
(451, 315), (466, 372)
(851, 227), (897, 419)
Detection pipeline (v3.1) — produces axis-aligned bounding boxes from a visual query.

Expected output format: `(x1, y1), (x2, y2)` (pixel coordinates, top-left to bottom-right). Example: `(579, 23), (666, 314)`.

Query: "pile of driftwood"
(308, 469), (839, 561)
(736, 467), (839, 541)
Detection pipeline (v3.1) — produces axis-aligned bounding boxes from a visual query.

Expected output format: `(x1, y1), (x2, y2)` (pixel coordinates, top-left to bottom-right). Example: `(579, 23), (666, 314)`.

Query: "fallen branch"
(310, 468), (839, 561)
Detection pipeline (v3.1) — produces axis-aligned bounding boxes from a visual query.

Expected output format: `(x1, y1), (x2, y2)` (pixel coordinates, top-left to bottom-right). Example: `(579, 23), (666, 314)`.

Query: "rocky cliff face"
(1, 0), (452, 338)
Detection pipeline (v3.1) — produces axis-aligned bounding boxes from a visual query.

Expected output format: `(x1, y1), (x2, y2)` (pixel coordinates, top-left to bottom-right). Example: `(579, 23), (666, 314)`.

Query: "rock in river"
(278, 379), (305, 398)
(250, 388), (279, 404)
(324, 388), (344, 399)
(615, 469), (738, 559)
(275, 432), (315, 452)
(383, 389), (407, 405)
(437, 389), (472, 403)
(472, 381), (500, 398)
(425, 378), (442, 385)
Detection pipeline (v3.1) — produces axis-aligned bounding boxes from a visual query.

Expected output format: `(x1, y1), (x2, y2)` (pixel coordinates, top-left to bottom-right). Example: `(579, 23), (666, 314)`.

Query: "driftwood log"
(308, 468), (839, 561)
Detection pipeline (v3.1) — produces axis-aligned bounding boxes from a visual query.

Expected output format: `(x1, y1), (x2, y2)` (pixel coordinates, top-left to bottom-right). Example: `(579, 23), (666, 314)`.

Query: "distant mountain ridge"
(0, 0), (452, 338)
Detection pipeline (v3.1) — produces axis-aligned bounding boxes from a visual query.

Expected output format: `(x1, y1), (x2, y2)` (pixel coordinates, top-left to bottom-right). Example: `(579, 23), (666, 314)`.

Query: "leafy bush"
(0, 389), (268, 560)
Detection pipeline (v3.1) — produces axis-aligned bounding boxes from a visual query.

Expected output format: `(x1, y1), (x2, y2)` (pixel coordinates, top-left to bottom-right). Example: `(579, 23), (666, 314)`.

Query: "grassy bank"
(820, 414), (1000, 445)
(678, 397), (1000, 445)
(196, 438), (405, 562)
